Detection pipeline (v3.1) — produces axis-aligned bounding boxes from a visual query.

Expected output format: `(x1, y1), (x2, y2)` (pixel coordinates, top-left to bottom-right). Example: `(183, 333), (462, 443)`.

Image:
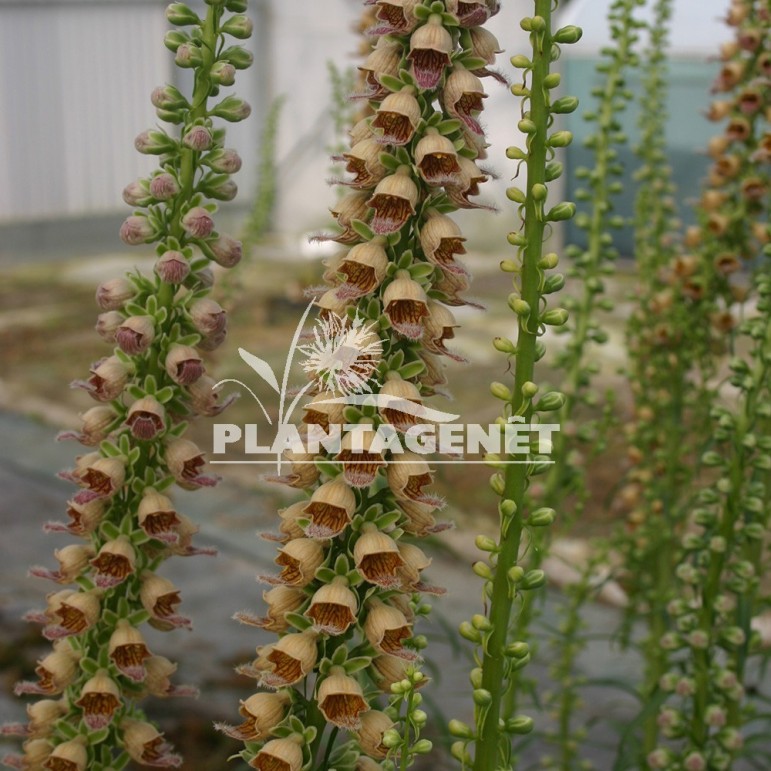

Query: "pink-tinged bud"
(95, 310), (124, 341)
(122, 179), (152, 206)
(155, 250), (190, 284)
(181, 206), (215, 238)
(207, 178), (238, 201)
(182, 125), (213, 151)
(175, 42), (203, 68)
(221, 14), (253, 39)
(210, 61), (236, 86)
(121, 719), (181, 768)
(208, 148), (242, 173)
(209, 234), (242, 267)
(96, 277), (134, 310)
(210, 95), (251, 122)
(120, 215), (155, 246)
(116, 315), (156, 355)
(151, 84), (188, 110)
(198, 328), (227, 352)
(125, 396), (166, 440)
(191, 266), (215, 288)
(149, 173), (180, 200)
(134, 129), (177, 155)
(189, 298), (227, 334)
(77, 356), (130, 401)
(165, 345), (204, 385)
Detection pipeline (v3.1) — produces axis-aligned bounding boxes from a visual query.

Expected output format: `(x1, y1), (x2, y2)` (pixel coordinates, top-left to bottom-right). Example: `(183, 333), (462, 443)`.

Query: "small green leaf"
(331, 646), (348, 666)
(79, 657), (99, 676)
(438, 118), (463, 135)
(351, 219), (375, 241)
(345, 656), (373, 674)
(398, 361), (426, 379)
(409, 262), (435, 280)
(414, 3), (431, 19)
(379, 152), (400, 171)
(99, 440), (122, 457)
(334, 554), (351, 575)
(101, 521), (121, 541)
(285, 612), (312, 631)
(378, 74), (404, 93)
(155, 386), (176, 404)
(55, 719), (80, 739)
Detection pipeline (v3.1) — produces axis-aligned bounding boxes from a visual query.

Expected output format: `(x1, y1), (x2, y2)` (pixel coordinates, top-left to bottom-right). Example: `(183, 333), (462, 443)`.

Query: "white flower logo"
(298, 312), (383, 396)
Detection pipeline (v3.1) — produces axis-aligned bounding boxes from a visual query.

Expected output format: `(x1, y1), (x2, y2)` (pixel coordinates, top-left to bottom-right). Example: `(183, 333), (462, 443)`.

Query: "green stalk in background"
(450, 4), (581, 769)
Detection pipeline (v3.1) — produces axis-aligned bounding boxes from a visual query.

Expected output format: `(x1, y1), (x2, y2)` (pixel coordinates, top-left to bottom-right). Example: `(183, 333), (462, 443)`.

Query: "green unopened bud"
(530, 16), (546, 31)
(506, 641), (530, 658)
(473, 689), (492, 706)
(451, 742), (472, 763)
(459, 621), (482, 643)
(545, 161), (564, 181)
(210, 96), (251, 122)
(221, 45), (254, 69)
(521, 569), (546, 590)
(493, 336), (517, 354)
(507, 232), (527, 246)
(521, 382), (538, 398)
(529, 507), (556, 526)
(511, 83), (530, 98)
(471, 560), (493, 581)
(449, 720), (475, 739)
(546, 202), (576, 221)
(509, 297), (530, 316)
(506, 146), (527, 160)
(543, 274), (565, 293)
(175, 42), (203, 67)
(508, 566), (525, 584)
(544, 73), (561, 89)
(499, 499), (517, 518)
(506, 715), (535, 734)
(539, 252), (559, 269)
(490, 382), (513, 401)
(382, 729), (402, 749)
(531, 183), (548, 202)
(166, 3), (200, 25)
(472, 615), (493, 633)
(489, 474), (505, 496)
(551, 96), (580, 114)
(510, 54), (532, 69)
(225, 0), (248, 9)
(553, 25), (583, 44)
(413, 739), (433, 755)
(541, 308), (569, 326)
(535, 391), (566, 411)
(518, 118), (537, 134)
(506, 186), (526, 204)
(548, 131), (573, 148)
(164, 30), (189, 52)
(221, 14), (253, 38)
(475, 535), (498, 552)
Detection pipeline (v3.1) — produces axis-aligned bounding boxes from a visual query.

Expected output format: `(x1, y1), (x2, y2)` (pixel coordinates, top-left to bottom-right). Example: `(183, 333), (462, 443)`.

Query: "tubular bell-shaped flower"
(4, 3), (251, 769)
(219, 1), (500, 767)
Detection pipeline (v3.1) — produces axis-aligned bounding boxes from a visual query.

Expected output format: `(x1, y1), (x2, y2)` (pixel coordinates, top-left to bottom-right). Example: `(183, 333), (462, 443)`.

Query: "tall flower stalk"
(643, 2), (771, 767)
(450, 4), (581, 769)
(2, 2), (251, 769)
(216, 1), (502, 769)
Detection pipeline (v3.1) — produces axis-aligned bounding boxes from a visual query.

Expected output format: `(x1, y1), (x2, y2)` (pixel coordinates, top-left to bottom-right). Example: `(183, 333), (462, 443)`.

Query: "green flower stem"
(473, 4), (552, 769)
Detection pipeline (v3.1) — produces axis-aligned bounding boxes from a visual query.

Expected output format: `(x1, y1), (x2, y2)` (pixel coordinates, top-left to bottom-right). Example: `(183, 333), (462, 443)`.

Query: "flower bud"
(181, 206), (215, 239)
(182, 125), (213, 151)
(95, 310), (124, 341)
(165, 344), (204, 385)
(221, 14), (253, 38)
(134, 129), (177, 155)
(122, 178), (152, 207)
(166, 3), (200, 25)
(119, 215), (155, 245)
(189, 297), (227, 334)
(208, 147), (242, 173)
(208, 234), (242, 267)
(175, 42), (203, 68)
(220, 44), (254, 69)
(155, 249), (190, 284)
(149, 172), (180, 200)
(210, 95), (252, 122)
(96, 277), (134, 310)
(210, 60), (237, 86)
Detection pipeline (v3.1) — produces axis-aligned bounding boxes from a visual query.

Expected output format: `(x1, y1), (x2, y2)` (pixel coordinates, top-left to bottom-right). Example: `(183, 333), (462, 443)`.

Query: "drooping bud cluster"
(449, 4), (581, 770)
(217, 1), (503, 768)
(2, 3), (251, 769)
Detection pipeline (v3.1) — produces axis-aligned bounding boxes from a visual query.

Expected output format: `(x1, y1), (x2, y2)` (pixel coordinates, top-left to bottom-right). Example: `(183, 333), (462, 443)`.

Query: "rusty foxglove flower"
(306, 578), (358, 635)
(371, 88), (421, 145)
(415, 130), (462, 186)
(317, 668), (369, 730)
(408, 16), (453, 90)
(383, 272), (430, 340)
